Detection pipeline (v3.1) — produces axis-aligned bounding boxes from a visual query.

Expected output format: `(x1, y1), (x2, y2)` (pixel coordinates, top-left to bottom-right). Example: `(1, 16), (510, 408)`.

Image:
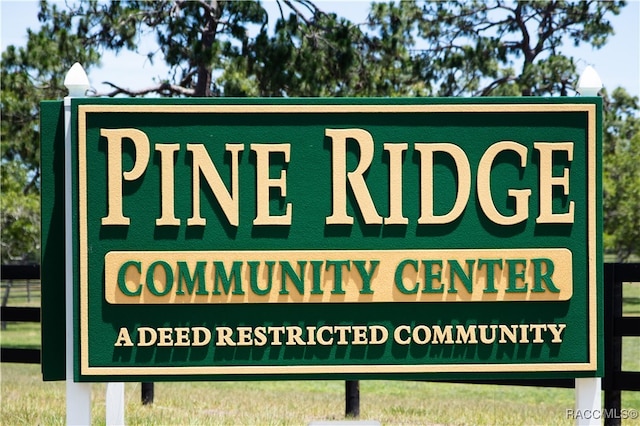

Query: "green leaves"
(1, 0), (637, 260)
(1, 1), (101, 172)
(1, 161), (40, 263)
(602, 88), (640, 260)
(405, 0), (624, 96)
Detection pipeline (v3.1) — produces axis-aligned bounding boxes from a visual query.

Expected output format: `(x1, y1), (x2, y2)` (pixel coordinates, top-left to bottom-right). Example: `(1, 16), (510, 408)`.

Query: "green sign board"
(41, 98), (602, 382)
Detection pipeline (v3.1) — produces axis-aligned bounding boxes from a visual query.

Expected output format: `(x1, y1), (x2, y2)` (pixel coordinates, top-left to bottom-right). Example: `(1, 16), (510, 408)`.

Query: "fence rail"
(1, 263), (638, 421)
(1, 264), (40, 280)
(603, 263), (640, 425)
(1, 263), (41, 364)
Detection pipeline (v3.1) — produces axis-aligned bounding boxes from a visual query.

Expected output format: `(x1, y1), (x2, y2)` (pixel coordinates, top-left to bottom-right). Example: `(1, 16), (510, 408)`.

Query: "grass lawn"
(1, 281), (639, 424)
(1, 363), (638, 425)
(0, 363), (598, 425)
(0, 322), (40, 349)
(623, 282), (640, 316)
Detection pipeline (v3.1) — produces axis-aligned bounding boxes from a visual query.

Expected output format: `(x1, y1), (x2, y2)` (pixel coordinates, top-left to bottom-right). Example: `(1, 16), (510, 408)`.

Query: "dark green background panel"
(44, 97), (604, 381)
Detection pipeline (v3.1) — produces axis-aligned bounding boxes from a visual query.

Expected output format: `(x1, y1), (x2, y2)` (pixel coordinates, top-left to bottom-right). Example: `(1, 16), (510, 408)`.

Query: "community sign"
(41, 98), (602, 381)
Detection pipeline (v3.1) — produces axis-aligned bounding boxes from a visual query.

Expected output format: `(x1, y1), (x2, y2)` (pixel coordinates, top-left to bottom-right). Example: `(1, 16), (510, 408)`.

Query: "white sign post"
(574, 65), (603, 426)
(64, 62), (126, 425)
(64, 62), (92, 425)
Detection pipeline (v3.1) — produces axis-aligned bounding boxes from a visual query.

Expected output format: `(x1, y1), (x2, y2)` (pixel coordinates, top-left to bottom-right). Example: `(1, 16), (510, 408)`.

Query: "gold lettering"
(155, 143), (180, 226)
(101, 128), (150, 226)
(535, 142), (575, 224)
(237, 326), (254, 346)
(416, 143), (471, 224)
(186, 143), (243, 227)
(174, 327), (191, 346)
(383, 142), (409, 225)
(114, 327), (134, 347)
(477, 141), (531, 225)
(325, 128), (382, 225)
(251, 143), (292, 225)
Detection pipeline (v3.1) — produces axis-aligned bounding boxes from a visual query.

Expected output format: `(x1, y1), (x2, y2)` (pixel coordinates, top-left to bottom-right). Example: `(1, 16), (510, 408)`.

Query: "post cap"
(576, 65), (602, 97)
(64, 62), (90, 97)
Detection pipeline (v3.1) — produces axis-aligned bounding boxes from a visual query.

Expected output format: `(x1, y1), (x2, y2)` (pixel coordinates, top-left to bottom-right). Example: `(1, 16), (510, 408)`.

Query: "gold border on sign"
(77, 103), (598, 376)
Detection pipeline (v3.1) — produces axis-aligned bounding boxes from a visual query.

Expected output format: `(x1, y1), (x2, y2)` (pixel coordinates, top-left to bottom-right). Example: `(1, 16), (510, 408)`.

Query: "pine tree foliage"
(1, 0), (637, 261)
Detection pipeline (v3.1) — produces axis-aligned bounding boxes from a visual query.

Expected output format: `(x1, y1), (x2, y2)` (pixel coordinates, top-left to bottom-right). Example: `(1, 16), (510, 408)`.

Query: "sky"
(1, 0), (639, 98)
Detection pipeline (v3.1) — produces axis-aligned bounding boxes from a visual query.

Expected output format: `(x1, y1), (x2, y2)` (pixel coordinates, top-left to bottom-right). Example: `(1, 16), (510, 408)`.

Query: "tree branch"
(513, 2), (533, 63)
(95, 81), (195, 97)
(282, 0), (312, 25)
(477, 75), (516, 96)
